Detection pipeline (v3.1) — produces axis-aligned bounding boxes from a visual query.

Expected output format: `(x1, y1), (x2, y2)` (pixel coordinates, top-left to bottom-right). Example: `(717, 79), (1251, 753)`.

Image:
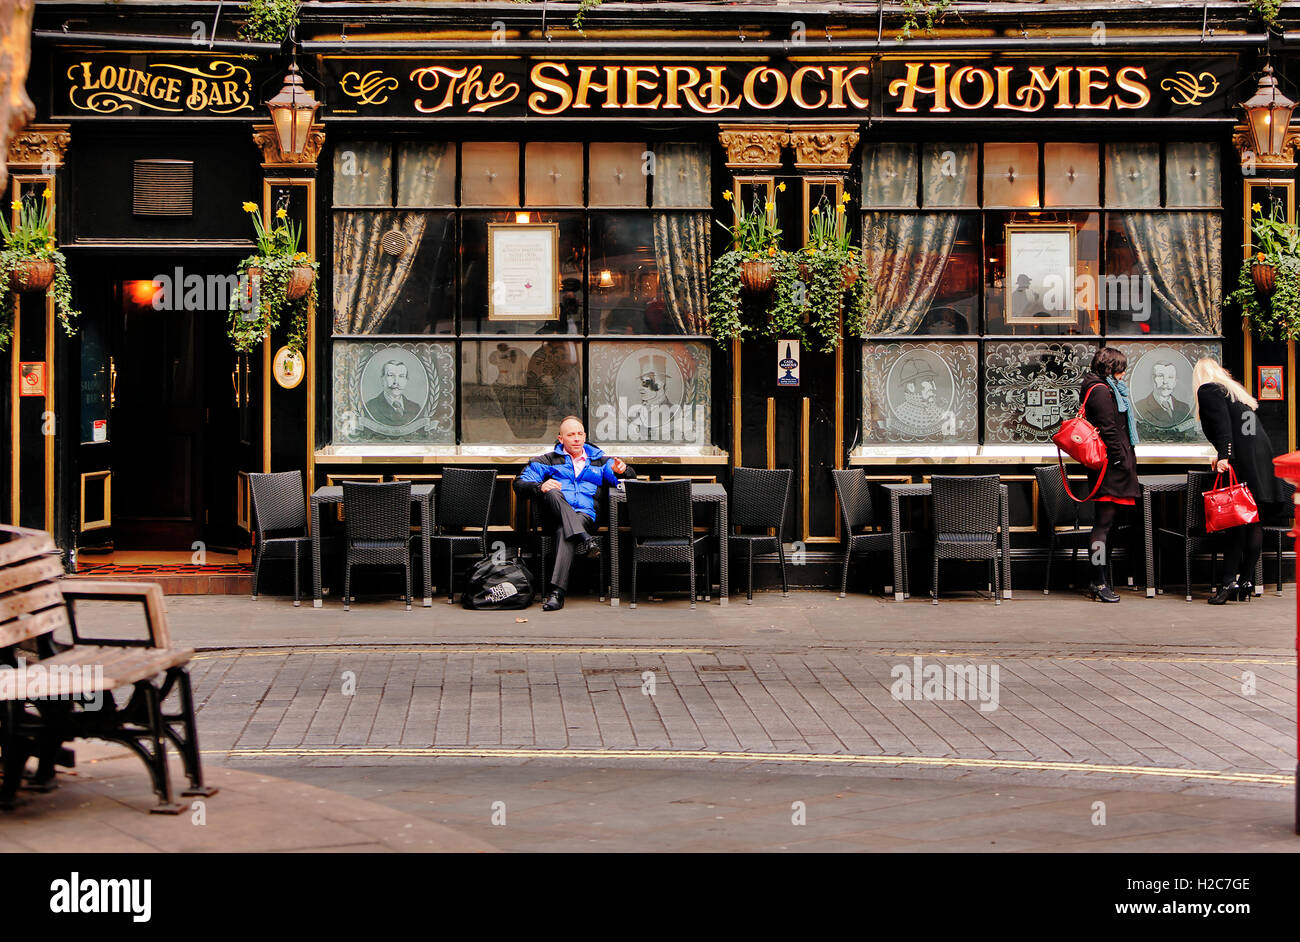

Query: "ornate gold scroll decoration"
(1160, 71), (1220, 107)
(339, 70), (400, 107)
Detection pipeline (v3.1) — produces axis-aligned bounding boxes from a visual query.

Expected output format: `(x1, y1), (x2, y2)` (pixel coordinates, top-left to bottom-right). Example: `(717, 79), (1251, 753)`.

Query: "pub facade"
(7, 1), (1297, 588)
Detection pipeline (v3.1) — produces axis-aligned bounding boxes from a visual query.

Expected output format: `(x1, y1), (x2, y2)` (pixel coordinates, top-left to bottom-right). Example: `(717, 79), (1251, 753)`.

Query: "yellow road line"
(205, 746), (1292, 786)
(192, 646), (712, 661)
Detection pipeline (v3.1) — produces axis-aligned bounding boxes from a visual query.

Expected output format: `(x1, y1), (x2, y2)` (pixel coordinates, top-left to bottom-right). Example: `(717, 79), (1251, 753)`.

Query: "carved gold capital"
(718, 124), (788, 169)
(6, 123), (71, 169)
(788, 124), (860, 170)
(1232, 123), (1300, 173)
(252, 123), (326, 169)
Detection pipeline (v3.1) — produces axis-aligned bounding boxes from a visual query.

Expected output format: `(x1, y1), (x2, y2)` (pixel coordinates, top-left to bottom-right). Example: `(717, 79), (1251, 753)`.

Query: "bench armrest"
(60, 580), (171, 648)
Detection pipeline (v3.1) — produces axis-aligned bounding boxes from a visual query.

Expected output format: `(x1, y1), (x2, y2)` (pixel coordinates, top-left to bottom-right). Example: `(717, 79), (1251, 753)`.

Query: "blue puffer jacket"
(514, 443), (635, 519)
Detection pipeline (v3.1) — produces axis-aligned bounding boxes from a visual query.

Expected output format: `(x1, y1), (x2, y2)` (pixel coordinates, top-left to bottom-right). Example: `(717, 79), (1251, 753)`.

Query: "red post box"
(1273, 451), (1300, 834)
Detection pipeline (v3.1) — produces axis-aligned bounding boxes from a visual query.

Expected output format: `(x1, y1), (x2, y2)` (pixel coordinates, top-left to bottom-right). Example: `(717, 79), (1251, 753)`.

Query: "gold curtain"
(861, 212), (961, 335)
(332, 211), (429, 334)
(1120, 212), (1222, 334)
(652, 212), (710, 334)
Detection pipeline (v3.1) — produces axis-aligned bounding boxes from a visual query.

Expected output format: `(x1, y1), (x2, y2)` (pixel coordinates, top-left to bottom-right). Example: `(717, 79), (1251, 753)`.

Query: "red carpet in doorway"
(69, 562), (253, 595)
(74, 563), (252, 575)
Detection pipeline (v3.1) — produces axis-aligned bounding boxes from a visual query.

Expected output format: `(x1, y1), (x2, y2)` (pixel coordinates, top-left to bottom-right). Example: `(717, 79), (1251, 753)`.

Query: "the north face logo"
(486, 583), (518, 602)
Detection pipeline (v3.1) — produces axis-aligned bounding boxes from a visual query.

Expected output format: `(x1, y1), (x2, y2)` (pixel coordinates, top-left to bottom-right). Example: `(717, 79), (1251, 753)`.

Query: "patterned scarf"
(1106, 376), (1140, 446)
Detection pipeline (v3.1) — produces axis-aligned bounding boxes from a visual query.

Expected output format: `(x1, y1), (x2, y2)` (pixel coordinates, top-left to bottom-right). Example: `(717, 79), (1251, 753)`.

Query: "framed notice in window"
(488, 222), (559, 321)
(1004, 224), (1077, 325)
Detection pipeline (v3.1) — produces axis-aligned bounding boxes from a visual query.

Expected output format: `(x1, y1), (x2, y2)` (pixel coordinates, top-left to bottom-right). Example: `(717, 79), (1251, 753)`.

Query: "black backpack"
(462, 554), (535, 610)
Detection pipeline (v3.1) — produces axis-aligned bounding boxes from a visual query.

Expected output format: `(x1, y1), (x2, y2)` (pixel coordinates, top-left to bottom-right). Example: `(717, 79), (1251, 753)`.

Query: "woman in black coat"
(1079, 347), (1140, 602)
(1193, 358), (1280, 604)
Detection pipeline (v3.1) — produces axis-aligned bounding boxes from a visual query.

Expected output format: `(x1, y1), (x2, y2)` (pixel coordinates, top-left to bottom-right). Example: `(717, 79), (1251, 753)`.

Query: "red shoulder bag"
(1052, 384), (1108, 503)
(1203, 465), (1259, 533)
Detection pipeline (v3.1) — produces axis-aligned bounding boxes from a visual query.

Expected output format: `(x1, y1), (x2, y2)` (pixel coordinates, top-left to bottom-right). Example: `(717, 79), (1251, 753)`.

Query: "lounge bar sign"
(322, 55), (1236, 121)
(54, 54), (260, 117)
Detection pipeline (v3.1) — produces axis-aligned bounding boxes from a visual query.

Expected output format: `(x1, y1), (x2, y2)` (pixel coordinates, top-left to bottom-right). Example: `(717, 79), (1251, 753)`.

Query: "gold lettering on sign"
(888, 62), (949, 113)
(742, 67), (787, 111)
(574, 65), (619, 109)
(791, 66), (827, 109)
(949, 66), (994, 110)
(1159, 70), (1220, 107)
(529, 62), (573, 114)
(410, 64), (520, 113)
(339, 70), (400, 106)
(67, 59), (253, 114)
(1114, 66), (1151, 109)
(1075, 66), (1112, 110)
(663, 65), (703, 110)
(827, 65), (872, 109)
(624, 65), (662, 108)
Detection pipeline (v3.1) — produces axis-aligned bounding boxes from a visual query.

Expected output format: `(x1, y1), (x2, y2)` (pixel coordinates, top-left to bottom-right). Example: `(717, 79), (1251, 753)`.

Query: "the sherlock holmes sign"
(320, 55), (1235, 120)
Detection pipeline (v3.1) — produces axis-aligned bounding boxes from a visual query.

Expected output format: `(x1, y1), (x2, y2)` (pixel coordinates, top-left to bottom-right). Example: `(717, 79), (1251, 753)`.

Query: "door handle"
(109, 356), (117, 407)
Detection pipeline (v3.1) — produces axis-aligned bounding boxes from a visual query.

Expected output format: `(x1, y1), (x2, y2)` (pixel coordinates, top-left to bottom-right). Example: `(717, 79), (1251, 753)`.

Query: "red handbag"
(1052, 384), (1108, 503)
(1203, 465), (1259, 533)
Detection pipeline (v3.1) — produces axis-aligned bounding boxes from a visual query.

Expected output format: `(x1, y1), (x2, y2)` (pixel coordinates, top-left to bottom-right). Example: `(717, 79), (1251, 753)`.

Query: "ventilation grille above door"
(133, 160), (193, 216)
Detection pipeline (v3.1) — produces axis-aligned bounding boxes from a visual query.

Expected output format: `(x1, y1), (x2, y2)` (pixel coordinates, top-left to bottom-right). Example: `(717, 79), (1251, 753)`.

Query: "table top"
(882, 482), (1008, 495)
(312, 484), (434, 501)
(608, 482), (727, 502)
(1138, 474), (1189, 491)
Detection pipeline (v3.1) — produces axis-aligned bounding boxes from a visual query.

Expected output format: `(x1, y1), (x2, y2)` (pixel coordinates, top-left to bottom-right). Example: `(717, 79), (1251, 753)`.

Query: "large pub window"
(329, 140), (713, 449)
(858, 139), (1223, 450)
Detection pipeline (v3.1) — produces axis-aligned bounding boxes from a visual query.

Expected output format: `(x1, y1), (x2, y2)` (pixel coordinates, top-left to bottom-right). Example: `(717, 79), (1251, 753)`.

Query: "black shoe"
(1088, 582), (1121, 603)
(1236, 581), (1255, 601)
(542, 588), (565, 611)
(1208, 580), (1240, 605)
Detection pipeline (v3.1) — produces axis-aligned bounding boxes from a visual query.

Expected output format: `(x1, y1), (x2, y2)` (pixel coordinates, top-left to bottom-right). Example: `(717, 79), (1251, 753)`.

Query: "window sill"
(315, 444), (730, 465)
(848, 444), (1217, 466)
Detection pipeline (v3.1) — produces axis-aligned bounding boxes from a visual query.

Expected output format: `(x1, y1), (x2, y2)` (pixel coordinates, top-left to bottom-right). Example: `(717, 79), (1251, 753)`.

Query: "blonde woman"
(1193, 358), (1280, 604)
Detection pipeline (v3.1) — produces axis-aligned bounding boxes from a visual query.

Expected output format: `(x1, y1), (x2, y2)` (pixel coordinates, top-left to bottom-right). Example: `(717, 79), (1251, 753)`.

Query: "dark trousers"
(1222, 521), (1264, 584)
(541, 489), (597, 592)
(1088, 501), (1136, 581)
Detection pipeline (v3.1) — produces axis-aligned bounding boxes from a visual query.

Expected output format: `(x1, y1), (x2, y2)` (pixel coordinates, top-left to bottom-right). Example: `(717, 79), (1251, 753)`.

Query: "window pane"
(984, 213), (1101, 336)
(983, 143), (1039, 208)
(397, 142), (455, 207)
(525, 141), (583, 206)
(591, 212), (708, 335)
(460, 211), (583, 334)
(861, 341), (978, 443)
(461, 340), (583, 443)
(333, 211), (456, 335)
(332, 142), (392, 206)
(1165, 142), (1221, 208)
(861, 213), (978, 335)
(653, 142), (710, 208)
(1044, 142), (1099, 206)
(332, 340), (456, 444)
(1103, 213), (1222, 335)
(921, 142), (977, 208)
(589, 142), (647, 207)
(1112, 341), (1219, 443)
(862, 143), (917, 208)
(460, 142), (519, 206)
(588, 341), (712, 445)
(984, 341), (1094, 444)
(1105, 142), (1159, 207)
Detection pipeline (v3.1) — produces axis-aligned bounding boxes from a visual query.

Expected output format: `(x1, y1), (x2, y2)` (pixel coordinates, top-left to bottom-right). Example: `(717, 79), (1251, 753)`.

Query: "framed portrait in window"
(1003, 223), (1077, 325)
(488, 222), (559, 321)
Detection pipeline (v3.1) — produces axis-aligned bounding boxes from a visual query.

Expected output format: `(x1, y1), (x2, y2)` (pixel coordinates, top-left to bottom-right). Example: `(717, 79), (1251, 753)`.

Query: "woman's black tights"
(1089, 502), (1124, 580)
(1222, 521), (1264, 585)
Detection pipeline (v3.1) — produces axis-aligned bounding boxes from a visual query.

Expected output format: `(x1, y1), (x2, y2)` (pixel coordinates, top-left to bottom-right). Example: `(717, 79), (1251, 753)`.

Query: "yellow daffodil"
(777, 182), (786, 193)
(807, 246), (817, 255)
(765, 200), (775, 212)
(812, 205), (820, 215)
(840, 192), (851, 204)
(242, 201), (258, 213)
(43, 187), (52, 199)
(10, 199), (19, 211)
(46, 240), (54, 251)
(1252, 202), (1262, 213)
(275, 207), (287, 220)
(722, 189), (733, 201)
(835, 204), (846, 214)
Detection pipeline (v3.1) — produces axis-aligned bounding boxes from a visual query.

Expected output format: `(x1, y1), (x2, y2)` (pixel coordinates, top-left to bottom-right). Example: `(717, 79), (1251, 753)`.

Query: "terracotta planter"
(10, 258), (54, 293)
(1252, 261), (1276, 296)
(285, 265), (315, 301)
(740, 259), (775, 295)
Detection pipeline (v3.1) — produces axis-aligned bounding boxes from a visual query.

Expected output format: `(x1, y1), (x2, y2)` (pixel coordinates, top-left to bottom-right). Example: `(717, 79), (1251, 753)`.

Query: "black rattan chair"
(249, 470), (310, 606)
(931, 474), (1002, 605)
(831, 469), (909, 598)
(624, 480), (710, 610)
(1157, 470), (1220, 602)
(342, 481), (413, 612)
(1035, 465), (1094, 595)
(1260, 479), (1294, 596)
(430, 468), (496, 603)
(527, 490), (609, 602)
(729, 467), (792, 603)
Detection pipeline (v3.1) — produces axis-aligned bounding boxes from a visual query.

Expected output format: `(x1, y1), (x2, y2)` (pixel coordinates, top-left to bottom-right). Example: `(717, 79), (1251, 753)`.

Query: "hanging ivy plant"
(0, 191), (79, 352)
(227, 201), (316, 354)
(897, 0), (956, 41)
(1224, 201), (1300, 340)
(238, 0), (301, 44)
(798, 246), (873, 353)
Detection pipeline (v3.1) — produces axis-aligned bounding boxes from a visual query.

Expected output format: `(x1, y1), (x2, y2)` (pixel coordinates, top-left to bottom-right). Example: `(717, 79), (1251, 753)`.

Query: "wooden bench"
(0, 525), (216, 813)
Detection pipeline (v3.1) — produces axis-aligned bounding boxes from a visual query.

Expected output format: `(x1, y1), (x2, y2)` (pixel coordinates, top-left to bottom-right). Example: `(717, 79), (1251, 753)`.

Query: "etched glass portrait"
(588, 341), (711, 445)
(984, 342), (1094, 444)
(861, 342), (978, 444)
(1116, 341), (1219, 443)
(332, 341), (455, 444)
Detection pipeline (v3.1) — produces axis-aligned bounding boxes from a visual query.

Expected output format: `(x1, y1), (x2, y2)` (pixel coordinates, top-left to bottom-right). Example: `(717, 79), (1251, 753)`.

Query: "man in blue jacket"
(515, 416), (635, 611)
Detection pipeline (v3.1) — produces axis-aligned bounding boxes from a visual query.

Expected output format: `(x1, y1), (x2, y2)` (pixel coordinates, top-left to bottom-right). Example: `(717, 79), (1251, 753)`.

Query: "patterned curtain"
(652, 213), (709, 334)
(1120, 212), (1222, 334)
(861, 212), (961, 335)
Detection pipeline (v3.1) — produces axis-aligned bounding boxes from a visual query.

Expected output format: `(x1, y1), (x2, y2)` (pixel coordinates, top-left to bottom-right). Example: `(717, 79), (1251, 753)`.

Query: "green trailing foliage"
(0, 190), (79, 352)
(1224, 201), (1300, 340)
(227, 202), (316, 354)
(1250, 0), (1284, 33)
(239, 0), (301, 44)
(897, 0), (956, 42)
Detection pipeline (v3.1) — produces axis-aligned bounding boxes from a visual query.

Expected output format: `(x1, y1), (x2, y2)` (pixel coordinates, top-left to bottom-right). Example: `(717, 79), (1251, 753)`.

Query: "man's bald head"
(557, 416), (586, 456)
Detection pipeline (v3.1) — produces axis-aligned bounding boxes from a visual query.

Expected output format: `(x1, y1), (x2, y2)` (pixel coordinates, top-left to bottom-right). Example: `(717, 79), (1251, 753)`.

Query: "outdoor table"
(310, 484), (435, 608)
(1139, 473), (1191, 598)
(882, 482), (1012, 602)
(607, 482), (728, 607)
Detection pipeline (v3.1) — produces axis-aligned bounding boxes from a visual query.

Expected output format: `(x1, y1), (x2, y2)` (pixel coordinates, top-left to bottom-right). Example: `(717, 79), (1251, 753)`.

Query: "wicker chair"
(527, 489), (609, 602)
(1035, 465), (1096, 595)
(1157, 470), (1221, 602)
(1260, 479), (1294, 596)
(931, 474), (1002, 605)
(248, 470), (311, 606)
(429, 468), (496, 603)
(624, 480), (710, 610)
(831, 469), (909, 598)
(729, 467), (792, 603)
(342, 481), (413, 612)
